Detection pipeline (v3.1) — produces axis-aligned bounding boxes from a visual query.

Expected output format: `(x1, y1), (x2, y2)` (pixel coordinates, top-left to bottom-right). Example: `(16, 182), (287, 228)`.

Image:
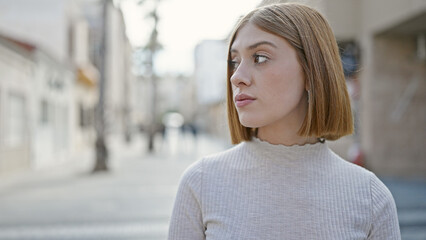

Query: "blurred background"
(0, 0), (424, 239)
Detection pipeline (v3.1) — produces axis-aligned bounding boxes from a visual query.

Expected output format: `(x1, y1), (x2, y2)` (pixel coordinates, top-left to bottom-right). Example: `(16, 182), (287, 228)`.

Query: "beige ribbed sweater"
(168, 138), (401, 240)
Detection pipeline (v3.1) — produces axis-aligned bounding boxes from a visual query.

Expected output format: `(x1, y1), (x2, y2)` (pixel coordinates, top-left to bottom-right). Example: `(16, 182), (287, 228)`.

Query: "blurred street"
(0, 130), (424, 239)
(0, 130), (229, 240)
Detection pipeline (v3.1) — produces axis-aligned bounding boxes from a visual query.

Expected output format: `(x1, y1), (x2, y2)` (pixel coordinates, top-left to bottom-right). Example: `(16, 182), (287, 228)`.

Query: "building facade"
(194, 40), (229, 140)
(0, 0), (136, 174)
(81, 0), (136, 141)
(0, 37), (33, 174)
(0, 35), (75, 173)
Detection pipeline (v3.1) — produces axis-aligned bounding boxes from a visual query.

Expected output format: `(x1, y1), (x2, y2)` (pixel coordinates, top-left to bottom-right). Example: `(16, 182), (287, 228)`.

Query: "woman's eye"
(229, 60), (239, 71)
(254, 55), (268, 64)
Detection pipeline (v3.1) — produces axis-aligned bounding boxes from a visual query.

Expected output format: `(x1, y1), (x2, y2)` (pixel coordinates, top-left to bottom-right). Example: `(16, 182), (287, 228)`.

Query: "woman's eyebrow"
(231, 41), (277, 53)
(248, 41), (277, 50)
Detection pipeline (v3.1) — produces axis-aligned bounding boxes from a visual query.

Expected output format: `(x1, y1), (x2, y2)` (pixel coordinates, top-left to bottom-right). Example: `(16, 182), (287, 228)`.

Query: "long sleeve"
(368, 175), (401, 239)
(168, 161), (205, 240)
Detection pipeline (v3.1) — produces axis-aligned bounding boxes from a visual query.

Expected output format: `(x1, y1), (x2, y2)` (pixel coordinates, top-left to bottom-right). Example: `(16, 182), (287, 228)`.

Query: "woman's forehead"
(231, 24), (279, 50)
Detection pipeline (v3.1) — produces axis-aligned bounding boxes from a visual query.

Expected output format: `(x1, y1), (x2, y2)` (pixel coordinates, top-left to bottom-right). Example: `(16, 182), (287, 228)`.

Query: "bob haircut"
(227, 3), (354, 144)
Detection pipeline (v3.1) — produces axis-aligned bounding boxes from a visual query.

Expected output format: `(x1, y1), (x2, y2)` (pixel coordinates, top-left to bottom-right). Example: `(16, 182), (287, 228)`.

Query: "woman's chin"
(239, 118), (262, 129)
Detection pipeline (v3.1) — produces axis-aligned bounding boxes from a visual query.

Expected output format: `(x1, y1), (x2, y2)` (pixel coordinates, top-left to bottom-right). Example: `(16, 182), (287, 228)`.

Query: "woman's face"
(230, 23), (308, 132)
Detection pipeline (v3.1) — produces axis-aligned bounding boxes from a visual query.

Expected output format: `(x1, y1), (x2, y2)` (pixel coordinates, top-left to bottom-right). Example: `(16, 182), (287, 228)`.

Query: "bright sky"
(120, 0), (261, 75)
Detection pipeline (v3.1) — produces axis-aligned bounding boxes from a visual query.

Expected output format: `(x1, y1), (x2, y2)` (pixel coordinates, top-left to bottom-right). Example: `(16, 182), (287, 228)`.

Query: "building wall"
(106, 4), (129, 136)
(194, 40), (228, 137)
(177, 75), (197, 124)
(0, 0), (74, 62)
(31, 51), (74, 169)
(358, 1), (426, 177)
(366, 34), (426, 176)
(323, 0), (360, 41)
(0, 41), (33, 174)
(359, 0), (426, 35)
(81, 1), (135, 140)
(194, 40), (227, 105)
(0, 0), (97, 174)
(0, 0), (135, 174)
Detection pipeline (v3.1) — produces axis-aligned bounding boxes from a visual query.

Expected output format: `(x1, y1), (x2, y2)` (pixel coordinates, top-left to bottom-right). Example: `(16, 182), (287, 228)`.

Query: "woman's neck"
(257, 125), (318, 147)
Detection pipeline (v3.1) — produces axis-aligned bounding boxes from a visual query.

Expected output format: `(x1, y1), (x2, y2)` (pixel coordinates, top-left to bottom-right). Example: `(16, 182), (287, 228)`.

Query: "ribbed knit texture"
(168, 138), (401, 240)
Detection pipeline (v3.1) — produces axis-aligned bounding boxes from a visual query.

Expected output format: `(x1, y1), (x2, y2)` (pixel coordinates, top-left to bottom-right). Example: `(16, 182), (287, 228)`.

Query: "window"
(79, 104), (95, 128)
(40, 99), (49, 125)
(79, 103), (84, 127)
(68, 24), (74, 59)
(5, 93), (26, 147)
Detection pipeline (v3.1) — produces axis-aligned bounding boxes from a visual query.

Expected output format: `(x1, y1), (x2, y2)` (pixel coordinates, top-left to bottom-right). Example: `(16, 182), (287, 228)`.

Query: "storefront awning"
(77, 64), (99, 88)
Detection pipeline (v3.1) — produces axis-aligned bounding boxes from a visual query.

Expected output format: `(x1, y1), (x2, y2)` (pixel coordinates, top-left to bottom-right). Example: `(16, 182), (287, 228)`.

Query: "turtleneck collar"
(243, 137), (329, 162)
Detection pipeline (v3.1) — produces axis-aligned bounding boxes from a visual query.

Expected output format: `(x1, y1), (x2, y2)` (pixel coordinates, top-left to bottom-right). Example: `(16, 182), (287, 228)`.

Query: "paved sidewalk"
(0, 130), (229, 192)
(382, 177), (426, 240)
(0, 131), (229, 240)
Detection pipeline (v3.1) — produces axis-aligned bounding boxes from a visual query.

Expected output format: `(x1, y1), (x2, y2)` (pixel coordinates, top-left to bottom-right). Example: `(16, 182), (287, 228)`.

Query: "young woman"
(168, 3), (400, 239)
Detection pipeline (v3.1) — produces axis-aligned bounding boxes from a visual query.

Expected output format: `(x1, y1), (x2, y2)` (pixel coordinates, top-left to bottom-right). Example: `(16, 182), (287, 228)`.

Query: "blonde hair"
(227, 3), (353, 144)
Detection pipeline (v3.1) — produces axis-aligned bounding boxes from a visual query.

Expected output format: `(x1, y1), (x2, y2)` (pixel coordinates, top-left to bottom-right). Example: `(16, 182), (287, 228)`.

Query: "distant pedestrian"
(169, 3), (400, 239)
(188, 123), (198, 139)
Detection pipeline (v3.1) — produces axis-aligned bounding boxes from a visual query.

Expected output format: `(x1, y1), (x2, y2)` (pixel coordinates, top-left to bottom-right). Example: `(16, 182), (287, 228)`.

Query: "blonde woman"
(169, 3), (400, 239)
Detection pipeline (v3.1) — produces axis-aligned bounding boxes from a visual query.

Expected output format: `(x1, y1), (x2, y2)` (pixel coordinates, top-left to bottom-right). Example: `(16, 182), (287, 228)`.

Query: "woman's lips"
(236, 99), (255, 107)
(235, 94), (256, 107)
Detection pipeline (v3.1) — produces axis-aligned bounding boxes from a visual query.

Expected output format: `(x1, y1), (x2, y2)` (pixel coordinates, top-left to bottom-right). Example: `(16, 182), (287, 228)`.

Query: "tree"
(93, 0), (110, 172)
(137, 0), (162, 152)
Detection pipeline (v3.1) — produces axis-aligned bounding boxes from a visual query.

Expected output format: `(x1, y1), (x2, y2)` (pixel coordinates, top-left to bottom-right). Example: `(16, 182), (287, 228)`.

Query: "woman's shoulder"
(327, 148), (373, 178)
(180, 143), (246, 179)
(327, 149), (394, 194)
(203, 142), (246, 163)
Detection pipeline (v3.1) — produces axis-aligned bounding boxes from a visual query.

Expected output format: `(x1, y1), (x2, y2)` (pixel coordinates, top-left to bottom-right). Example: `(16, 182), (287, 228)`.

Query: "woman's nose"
(230, 61), (251, 87)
